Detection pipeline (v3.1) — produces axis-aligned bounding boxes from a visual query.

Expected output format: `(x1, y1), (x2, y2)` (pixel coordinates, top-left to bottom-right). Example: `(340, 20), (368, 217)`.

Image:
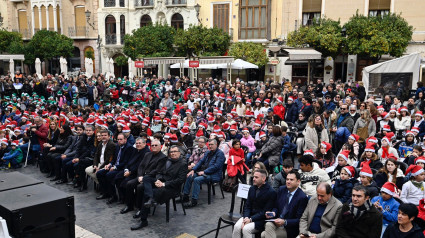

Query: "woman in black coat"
(46, 125), (73, 180)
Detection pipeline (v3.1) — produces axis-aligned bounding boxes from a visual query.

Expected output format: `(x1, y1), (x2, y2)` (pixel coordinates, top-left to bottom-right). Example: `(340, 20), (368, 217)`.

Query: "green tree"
(26, 30), (73, 63)
(287, 18), (345, 58)
(228, 42), (268, 67)
(174, 25), (231, 57)
(123, 23), (176, 60)
(344, 13), (413, 60)
(85, 49), (95, 60)
(0, 30), (23, 54)
(115, 55), (128, 66)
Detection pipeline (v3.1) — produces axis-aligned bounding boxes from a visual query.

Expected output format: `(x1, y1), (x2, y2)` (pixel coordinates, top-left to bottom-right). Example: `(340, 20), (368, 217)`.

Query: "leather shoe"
(55, 180), (67, 184)
(183, 199), (198, 208)
(120, 206), (133, 214)
(130, 220), (148, 230)
(96, 194), (108, 200)
(143, 198), (157, 208)
(50, 177), (60, 182)
(133, 210), (141, 219)
(106, 196), (117, 204)
(46, 173), (54, 178)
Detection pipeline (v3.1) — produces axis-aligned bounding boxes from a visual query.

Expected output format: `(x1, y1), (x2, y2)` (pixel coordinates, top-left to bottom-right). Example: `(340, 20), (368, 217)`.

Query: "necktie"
(116, 146), (122, 165)
(281, 192), (292, 218)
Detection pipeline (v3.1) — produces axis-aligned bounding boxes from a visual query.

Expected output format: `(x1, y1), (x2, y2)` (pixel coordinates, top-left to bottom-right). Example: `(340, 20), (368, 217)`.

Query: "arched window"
(104, 0), (115, 7)
(105, 15), (116, 44)
(120, 15), (125, 44)
(140, 15), (152, 27)
(171, 13), (183, 30)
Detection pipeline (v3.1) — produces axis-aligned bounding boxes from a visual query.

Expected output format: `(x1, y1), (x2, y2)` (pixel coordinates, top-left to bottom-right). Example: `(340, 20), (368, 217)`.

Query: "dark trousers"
(142, 176), (156, 199)
(75, 158), (93, 184)
(139, 187), (178, 221)
(97, 169), (120, 198)
(124, 178), (144, 208)
(53, 155), (63, 179)
(61, 157), (74, 181)
(115, 173), (135, 201)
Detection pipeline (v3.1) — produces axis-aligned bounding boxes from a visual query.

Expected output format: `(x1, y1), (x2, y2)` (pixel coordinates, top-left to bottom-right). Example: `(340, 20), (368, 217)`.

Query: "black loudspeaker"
(0, 184), (75, 238)
(0, 172), (43, 192)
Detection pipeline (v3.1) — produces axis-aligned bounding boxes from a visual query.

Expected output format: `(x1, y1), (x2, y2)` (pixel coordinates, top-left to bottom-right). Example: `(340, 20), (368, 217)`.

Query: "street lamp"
(194, 3), (201, 24)
(341, 27), (347, 82)
(85, 10), (96, 30)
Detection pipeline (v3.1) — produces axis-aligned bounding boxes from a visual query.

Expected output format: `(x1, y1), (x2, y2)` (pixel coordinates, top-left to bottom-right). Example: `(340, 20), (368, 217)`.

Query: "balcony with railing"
(165, 0), (186, 6)
(134, 0), (154, 8)
(105, 34), (117, 45)
(68, 26), (89, 38)
(12, 29), (32, 39)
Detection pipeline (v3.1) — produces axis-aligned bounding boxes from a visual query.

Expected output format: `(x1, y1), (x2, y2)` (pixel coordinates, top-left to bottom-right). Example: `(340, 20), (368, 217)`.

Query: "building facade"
(97, 0), (199, 77)
(1, 0), (100, 74)
(197, 0), (425, 83)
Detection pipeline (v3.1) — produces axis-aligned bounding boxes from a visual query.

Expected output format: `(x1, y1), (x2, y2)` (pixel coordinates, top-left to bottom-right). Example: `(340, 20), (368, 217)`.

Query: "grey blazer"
(299, 195), (342, 238)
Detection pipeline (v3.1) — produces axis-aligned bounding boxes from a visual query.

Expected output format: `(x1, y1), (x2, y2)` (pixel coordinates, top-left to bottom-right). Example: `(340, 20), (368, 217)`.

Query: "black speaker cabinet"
(0, 172), (43, 192)
(0, 184), (75, 238)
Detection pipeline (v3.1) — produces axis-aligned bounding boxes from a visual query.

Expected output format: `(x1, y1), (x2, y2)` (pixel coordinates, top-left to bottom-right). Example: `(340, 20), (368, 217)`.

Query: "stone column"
(46, 6), (49, 30)
(31, 8), (35, 35)
(38, 7), (42, 30)
(53, 6), (57, 31)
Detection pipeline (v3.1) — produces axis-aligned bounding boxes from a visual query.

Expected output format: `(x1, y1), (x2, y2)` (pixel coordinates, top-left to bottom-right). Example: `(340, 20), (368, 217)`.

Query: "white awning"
(143, 57), (185, 65)
(282, 49), (322, 60)
(0, 54), (25, 61)
(217, 59), (259, 69)
(199, 56), (234, 64)
(170, 60), (219, 69)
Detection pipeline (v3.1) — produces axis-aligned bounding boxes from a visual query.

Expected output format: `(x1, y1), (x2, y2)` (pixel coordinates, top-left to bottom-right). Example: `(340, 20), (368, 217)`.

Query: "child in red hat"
(333, 165), (357, 203)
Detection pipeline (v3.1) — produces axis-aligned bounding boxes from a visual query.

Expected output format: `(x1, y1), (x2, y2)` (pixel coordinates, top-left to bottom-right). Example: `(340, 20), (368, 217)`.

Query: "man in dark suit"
(83, 129), (116, 191)
(119, 137), (150, 214)
(262, 170), (308, 238)
(130, 145), (187, 230)
(96, 133), (134, 204)
(123, 139), (167, 218)
(232, 169), (277, 238)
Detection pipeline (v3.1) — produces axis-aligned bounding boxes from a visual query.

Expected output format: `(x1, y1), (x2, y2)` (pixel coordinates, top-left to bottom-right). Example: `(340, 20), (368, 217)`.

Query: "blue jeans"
(79, 97), (88, 107)
(183, 174), (213, 200)
(246, 152), (253, 168)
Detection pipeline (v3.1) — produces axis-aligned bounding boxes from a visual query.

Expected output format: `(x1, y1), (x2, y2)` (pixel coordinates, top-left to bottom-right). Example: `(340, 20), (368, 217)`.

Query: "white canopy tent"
(217, 59), (259, 69)
(361, 53), (421, 96)
(170, 59), (220, 69)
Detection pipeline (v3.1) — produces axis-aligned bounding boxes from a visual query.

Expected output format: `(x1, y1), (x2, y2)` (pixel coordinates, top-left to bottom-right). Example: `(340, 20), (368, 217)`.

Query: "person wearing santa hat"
(179, 127), (193, 151)
(316, 141), (334, 169)
(359, 163), (380, 198)
(401, 165), (425, 206)
(377, 111), (395, 138)
(413, 111), (425, 138)
(333, 165), (357, 204)
(374, 157), (405, 190)
(273, 96), (285, 124)
(345, 133), (360, 157)
(331, 150), (352, 181)
(240, 128), (256, 168)
(398, 131), (417, 160)
(360, 142), (384, 171)
(371, 181), (400, 236)
(394, 106), (411, 134)
(378, 134), (400, 163)
(0, 140), (23, 169)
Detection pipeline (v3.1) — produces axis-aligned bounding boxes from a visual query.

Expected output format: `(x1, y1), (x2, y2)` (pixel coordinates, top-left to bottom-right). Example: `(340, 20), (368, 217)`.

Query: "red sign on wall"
(135, 61), (144, 68)
(189, 61), (200, 68)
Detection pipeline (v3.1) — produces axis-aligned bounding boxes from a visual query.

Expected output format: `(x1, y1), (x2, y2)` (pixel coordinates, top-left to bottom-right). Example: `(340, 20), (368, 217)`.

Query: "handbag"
(356, 120), (370, 143)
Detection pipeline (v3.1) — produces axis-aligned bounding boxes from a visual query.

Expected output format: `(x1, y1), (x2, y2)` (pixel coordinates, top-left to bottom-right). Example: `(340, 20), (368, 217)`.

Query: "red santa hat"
(164, 133), (171, 139)
(230, 124), (237, 131)
(196, 130), (204, 138)
(389, 107), (397, 113)
(400, 106), (408, 112)
(169, 124), (178, 131)
(180, 128), (190, 135)
(15, 110), (21, 116)
(242, 128), (250, 133)
(213, 125), (221, 133)
(411, 127), (420, 133)
(405, 164), (425, 177)
(208, 117), (215, 123)
(122, 125), (131, 133)
(226, 96), (232, 101)
(199, 122), (208, 129)
(11, 140), (19, 146)
(255, 98), (262, 104)
(170, 134), (178, 143)
(304, 149), (315, 157)
(254, 119), (262, 127)
(231, 108), (237, 114)
(364, 142), (375, 153)
(259, 131), (266, 138)
(416, 111), (424, 118)
(381, 182), (397, 196)
(86, 117), (95, 125)
(222, 123), (230, 131)
(320, 141), (332, 153)
(0, 138), (8, 146)
(236, 96), (242, 100)
(276, 97), (283, 103)
(185, 109), (192, 115)
(288, 96), (294, 102)
(142, 119), (149, 127)
(360, 163), (373, 178)
(382, 124), (391, 131)
(264, 99), (270, 105)
(130, 116), (139, 124)
(246, 99), (252, 105)
(343, 166), (355, 178)
(366, 136), (378, 144)
(217, 110), (223, 116)
(405, 130), (415, 137)
(377, 105), (384, 111)
(415, 156), (425, 164)
(338, 150), (350, 162)
(381, 112), (389, 119)
(348, 134), (359, 142)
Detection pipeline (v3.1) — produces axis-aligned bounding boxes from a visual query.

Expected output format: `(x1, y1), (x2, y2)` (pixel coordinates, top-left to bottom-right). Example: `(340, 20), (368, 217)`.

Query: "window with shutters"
(369, 0), (390, 17)
(75, 6), (86, 37)
(213, 3), (230, 33)
(302, 0), (321, 26)
(239, 0), (270, 40)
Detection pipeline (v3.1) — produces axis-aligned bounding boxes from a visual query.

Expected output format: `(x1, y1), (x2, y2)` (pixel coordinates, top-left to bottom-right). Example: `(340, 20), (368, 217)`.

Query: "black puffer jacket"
(260, 135), (285, 167)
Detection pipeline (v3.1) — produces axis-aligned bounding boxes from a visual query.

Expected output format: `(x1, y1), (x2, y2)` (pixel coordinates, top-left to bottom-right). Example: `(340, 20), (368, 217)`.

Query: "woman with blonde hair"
(353, 110), (376, 143)
(303, 114), (329, 152)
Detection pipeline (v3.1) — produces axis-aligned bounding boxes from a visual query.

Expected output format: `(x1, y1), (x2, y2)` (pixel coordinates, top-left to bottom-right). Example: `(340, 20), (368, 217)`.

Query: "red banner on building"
(189, 61), (199, 68)
(135, 61), (144, 68)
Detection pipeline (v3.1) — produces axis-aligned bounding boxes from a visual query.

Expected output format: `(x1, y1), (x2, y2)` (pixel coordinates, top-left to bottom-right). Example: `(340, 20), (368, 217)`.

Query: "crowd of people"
(1, 71), (425, 237)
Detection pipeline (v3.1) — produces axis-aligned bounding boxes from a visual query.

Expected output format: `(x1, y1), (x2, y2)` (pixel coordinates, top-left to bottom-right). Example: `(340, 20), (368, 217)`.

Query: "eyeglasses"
(170, 150), (179, 153)
(340, 108), (347, 110)
(151, 144), (160, 147)
(350, 110), (356, 112)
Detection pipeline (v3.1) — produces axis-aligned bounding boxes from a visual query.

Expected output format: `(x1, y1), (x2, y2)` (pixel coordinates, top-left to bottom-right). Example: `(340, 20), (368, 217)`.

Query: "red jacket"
(111, 89), (119, 99)
(417, 199), (425, 236)
(273, 104), (285, 120)
(34, 124), (48, 150)
(227, 148), (248, 177)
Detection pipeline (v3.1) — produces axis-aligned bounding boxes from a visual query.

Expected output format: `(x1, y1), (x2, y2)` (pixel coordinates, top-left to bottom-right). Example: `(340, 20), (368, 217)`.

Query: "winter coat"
(273, 104), (285, 120)
(271, 170), (287, 191)
(261, 135), (285, 167)
(3, 148), (23, 163)
(299, 167), (331, 197)
(374, 168), (405, 189)
(334, 127), (351, 144)
(336, 114), (355, 133)
(285, 103), (298, 124)
(240, 135), (256, 153)
(304, 126), (329, 152)
(193, 149), (226, 182)
(333, 178), (356, 204)
(383, 222), (425, 238)
(371, 196), (400, 225)
(51, 136), (72, 154)
(353, 118), (376, 137)
(394, 116), (411, 131)
(401, 181), (425, 206)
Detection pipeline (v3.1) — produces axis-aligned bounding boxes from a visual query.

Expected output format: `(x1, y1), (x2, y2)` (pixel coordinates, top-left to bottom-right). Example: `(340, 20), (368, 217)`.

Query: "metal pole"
(308, 60), (311, 84)
(341, 54), (345, 82)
